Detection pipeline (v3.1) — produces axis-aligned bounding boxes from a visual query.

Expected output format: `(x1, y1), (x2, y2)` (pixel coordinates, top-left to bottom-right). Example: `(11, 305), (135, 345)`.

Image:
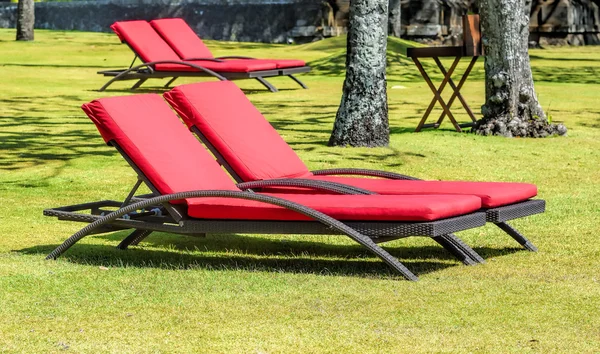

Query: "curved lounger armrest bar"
(312, 168), (421, 181)
(46, 190), (418, 280)
(216, 56), (256, 60)
(237, 178), (375, 195)
(98, 60), (227, 92)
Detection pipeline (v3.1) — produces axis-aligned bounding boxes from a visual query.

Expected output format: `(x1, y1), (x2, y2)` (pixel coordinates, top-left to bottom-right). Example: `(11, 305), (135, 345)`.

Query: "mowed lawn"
(1, 29), (599, 352)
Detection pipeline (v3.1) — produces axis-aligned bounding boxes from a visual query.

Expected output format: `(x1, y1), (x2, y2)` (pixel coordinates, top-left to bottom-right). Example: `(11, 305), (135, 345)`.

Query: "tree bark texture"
(16, 0), (34, 41)
(329, 0), (390, 147)
(388, 0), (402, 37)
(475, 0), (566, 137)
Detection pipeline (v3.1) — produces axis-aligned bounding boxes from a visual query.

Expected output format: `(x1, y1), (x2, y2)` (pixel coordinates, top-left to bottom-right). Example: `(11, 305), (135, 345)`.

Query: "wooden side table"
(406, 14), (483, 133)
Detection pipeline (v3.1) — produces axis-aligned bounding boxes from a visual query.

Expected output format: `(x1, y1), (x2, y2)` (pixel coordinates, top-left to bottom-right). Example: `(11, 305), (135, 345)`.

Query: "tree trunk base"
(472, 116), (567, 138)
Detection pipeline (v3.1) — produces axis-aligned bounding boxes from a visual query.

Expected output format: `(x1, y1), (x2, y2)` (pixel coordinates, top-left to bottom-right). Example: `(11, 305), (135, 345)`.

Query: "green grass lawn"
(1, 29), (599, 353)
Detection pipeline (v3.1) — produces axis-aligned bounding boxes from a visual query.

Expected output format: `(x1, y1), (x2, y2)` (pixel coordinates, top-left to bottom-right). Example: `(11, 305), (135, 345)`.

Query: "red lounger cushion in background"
(110, 20), (277, 72)
(150, 18), (306, 69)
(154, 60), (276, 73)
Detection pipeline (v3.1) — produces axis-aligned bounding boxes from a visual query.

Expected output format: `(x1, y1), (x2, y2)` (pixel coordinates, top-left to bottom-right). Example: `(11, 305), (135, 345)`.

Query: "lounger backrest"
(150, 18), (214, 60)
(164, 81), (312, 182)
(82, 94), (239, 196)
(110, 20), (181, 63)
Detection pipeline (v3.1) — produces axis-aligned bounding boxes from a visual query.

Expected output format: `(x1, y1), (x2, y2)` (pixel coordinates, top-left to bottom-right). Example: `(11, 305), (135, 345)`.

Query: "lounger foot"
(495, 222), (538, 252)
(287, 74), (308, 89)
(164, 77), (179, 88)
(130, 79), (148, 90)
(433, 234), (485, 265)
(370, 245), (418, 280)
(255, 77), (278, 92)
(117, 229), (153, 249)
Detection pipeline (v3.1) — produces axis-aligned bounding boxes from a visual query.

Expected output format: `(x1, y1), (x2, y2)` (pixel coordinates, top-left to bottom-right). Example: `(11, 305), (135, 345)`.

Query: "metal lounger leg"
(255, 77), (278, 92)
(495, 222), (538, 252)
(287, 74), (308, 89)
(433, 234), (485, 265)
(117, 229), (153, 250)
(130, 79), (148, 90)
(46, 191), (420, 280)
(164, 77), (179, 88)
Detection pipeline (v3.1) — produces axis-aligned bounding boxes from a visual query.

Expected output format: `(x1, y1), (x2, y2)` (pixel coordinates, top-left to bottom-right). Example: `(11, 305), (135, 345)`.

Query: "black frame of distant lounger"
(44, 142), (491, 281)
(186, 125), (546, 253)
(97, 49), (311, 92)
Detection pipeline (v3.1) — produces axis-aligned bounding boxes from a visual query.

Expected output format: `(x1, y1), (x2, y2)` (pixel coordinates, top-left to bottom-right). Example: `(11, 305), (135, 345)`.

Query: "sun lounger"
(98, 20), (308, 92)
(43, 93), (490, 280)
(163, 81), (546, 253)
(150, 18), (310, 92)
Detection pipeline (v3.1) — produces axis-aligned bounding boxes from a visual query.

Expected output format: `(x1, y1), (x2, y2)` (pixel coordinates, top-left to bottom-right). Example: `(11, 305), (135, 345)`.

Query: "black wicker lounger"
(162, 81), (546, 256)
(44, 93), (490, 281)
(98, 20), (309, 92)
(149, 18), (311, 93)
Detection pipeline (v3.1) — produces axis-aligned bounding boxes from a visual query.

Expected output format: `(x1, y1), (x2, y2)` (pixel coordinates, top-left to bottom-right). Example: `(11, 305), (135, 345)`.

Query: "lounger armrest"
(311, 168), (421, 181)
(216, 56), (256, 60)
(183, 57), (225, 62)
(98, 60), (227, 91)
(47, 190), (415, 279)
(236, 178), (374, 195)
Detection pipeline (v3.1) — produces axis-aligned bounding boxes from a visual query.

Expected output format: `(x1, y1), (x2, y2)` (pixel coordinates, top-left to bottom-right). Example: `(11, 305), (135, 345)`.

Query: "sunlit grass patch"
(1, 29), (600, 352)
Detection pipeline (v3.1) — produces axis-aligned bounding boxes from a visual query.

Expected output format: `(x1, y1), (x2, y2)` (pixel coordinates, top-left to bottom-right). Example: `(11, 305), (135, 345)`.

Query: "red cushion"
(218, 59), (305, 69)
(82, 94), (239, 197)
(265, 177), (537, 209)
(82, 94), (482, 223)
(164, 81), (311, 180)
(110, 21), (181, 63)
(257, 59), (306, 69)
(155, 59), (277, 73)
(150, 18), (215, 60)
(150, 18), (305, 69)
(162, 82), (539, 209)
(187, 194), (482, 221)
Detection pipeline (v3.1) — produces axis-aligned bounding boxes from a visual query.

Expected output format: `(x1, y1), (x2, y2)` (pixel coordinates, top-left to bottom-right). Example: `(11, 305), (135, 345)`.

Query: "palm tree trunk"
(16, 0), (34, 41)
(329, 0), (390, 147)
(474, 0), (566, 137)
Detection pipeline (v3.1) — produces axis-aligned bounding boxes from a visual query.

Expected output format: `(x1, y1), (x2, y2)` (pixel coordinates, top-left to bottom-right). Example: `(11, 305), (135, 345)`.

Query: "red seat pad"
(242, 59), (306, 69)
(155, 59), (277, 73)
(307, 177), (537, 209)
(164, 81), (312, 180)
(82, 94), (240, 197)
(254, 179), (537, 209)
(187, 194), (482, 221)
(266, 59), (306, 69)
(150, 18), (305, 69)
(110, 20), (182, 63)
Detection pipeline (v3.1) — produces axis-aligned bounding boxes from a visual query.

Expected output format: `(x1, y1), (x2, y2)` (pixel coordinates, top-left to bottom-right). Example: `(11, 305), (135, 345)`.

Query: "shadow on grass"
(97, 80), (292, 95)
(1, 63), (118, 69)
(19, 230), (523, 279)
(532, 66), (600, 85)
(0, 95), (116, 173)
(579, 117), (600, 129)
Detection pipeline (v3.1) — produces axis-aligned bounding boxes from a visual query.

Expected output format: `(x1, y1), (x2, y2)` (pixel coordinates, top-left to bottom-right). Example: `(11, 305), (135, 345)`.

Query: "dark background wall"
(0, 0), (598, 45)
(0, 0), (324, 43)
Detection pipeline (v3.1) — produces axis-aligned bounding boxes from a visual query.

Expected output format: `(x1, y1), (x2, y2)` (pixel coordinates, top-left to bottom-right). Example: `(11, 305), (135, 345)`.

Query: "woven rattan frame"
(97, 44), (311, 92)
(187, 126), (544, 253)
(44, 140), (493, 280)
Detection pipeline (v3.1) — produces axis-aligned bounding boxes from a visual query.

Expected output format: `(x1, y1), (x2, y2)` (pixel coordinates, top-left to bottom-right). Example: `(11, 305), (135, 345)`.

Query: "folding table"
(406, 15), (483, 133)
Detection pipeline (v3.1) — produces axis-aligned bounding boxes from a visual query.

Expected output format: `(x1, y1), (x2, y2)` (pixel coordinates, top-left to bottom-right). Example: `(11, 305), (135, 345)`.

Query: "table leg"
(412, 56), (463, 132)
(435, 56), (479, 125)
